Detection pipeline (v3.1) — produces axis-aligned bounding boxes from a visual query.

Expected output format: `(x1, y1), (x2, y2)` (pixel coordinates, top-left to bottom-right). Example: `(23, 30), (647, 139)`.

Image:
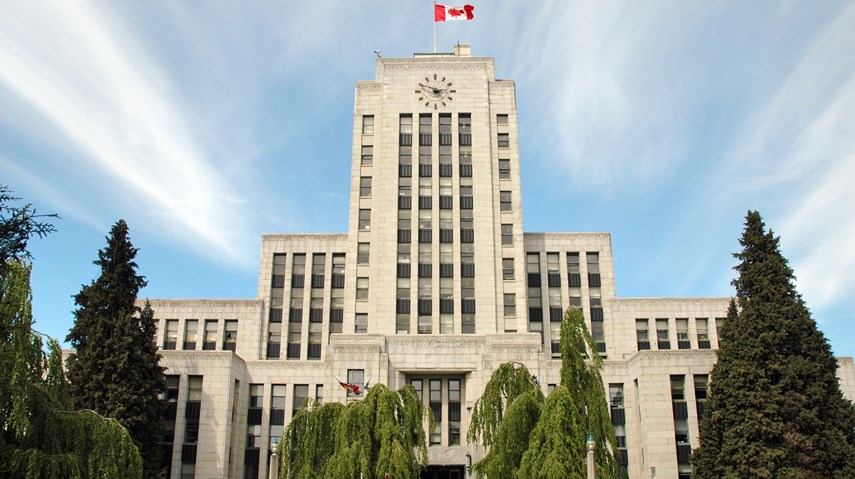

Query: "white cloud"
(0, 0), (254, 264)
(487, 2), (720, 191)
(719, 3), (855, 313)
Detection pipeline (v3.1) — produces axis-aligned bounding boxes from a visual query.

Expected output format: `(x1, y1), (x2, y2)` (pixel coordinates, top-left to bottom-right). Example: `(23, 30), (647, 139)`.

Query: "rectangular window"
(270, 385), (286, 444)
(272, 253), (287, 288)
(636, 319), (650, 350)
(587, 252), (601, 286)
(671, 375), (686, 401)
(430, 379), (442, 445)
(223, 320), (237, 351)
(355, 313), (367, 333)
(361, 145), (373, 166)
(397, 313), (410, 335)
(458, 113), (471, 146)
(291, 254), (306, 287)
(694, 374), (708, 419)
(550, 320), (561, 357)
(308, 321), (322, 359)
(497, 132), (509, 148)
(440, 313), (453, 334)
(439, 113), (452, 146)
(292, 384), (308, 417)
(183, 319), (198, 350)
(418, 315), (432, 335)
(184, 375), (203, 443)
(245, 384), (263, 478)
(500, 190), (512, 212)
(311, 253), (325, 287)
(501, 224), (513, 245)
(503, 258), (515, 280)
(696, 318), (710, 349)
(715, 317), (725, 345)
(609, 383), (628, 471)
(357, 242), (370, 265)
(497, 114), (509, 125)
(347, 369), (364, 398)
(267, 321), (282, 359)
(356, 277), (369, 301)
(609, 383), (625, 408)
(164, 319), (178, 350)
(362, 115), (374, 135)
(358, 209), (371, 231)
(462, 314), (475, 334)
(329, 289), (344, 333)
(203, 320), (217, 350)
(677, 318), (690, 349)
(419, 113), (432, 146)
(566, 252), (581, 287)
(657, 318), (670, 349)
(315, 384), (324, 404)
(499, 158), (510, 179)
(448, 379), (461, 445)
(504, 293), (516, 317)
(400, 114), (413, 145)
(360, 176), (372, 197)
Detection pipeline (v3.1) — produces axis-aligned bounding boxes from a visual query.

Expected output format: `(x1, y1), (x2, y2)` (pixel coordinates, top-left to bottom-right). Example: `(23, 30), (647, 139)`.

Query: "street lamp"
(586, 434), (596, 479)
(269, 436), (280, 479)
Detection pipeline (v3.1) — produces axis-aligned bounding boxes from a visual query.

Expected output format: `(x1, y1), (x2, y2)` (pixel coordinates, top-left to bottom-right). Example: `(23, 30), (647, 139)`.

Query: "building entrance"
(420, 465), (465, 479)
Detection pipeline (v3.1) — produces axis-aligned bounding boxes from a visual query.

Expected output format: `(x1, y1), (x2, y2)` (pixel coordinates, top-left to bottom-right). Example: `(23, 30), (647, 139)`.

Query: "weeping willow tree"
(0, 261), (143, 478)
(468, 307), (621, 479)
(279, 383), (432, 479)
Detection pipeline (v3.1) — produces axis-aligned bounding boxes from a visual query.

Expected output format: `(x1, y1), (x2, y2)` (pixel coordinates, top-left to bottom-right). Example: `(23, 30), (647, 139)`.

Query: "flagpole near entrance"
(433, 1), (437, 52)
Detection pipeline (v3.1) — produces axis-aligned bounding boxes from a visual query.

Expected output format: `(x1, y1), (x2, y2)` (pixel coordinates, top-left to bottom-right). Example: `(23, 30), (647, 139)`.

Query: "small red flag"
(435, 4), (475, 22)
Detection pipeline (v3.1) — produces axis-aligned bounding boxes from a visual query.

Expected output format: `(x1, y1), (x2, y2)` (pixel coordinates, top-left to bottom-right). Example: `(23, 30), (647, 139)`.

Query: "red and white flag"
(435, 4), (474, 22)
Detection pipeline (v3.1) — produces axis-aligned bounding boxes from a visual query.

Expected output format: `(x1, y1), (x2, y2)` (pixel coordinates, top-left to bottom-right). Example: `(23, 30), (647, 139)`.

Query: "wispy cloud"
(0, 0), (254, 264)
(713, 3), (855, 314)
(485, 2), (725, 191)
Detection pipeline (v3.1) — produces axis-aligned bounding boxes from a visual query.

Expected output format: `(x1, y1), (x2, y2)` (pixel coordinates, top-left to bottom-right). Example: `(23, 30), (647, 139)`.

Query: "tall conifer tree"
(2, 191), (142, 478)
(66, 220), (166, 478)
(694, 211), (855, 478)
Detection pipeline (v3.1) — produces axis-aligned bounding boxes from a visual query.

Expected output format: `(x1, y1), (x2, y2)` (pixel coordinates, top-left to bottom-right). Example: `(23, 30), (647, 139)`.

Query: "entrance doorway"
(420, 465), (465, 479)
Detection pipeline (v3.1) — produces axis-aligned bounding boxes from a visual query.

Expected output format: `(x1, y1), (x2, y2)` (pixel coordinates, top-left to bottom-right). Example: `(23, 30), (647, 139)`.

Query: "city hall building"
(149, 45), (855, 479)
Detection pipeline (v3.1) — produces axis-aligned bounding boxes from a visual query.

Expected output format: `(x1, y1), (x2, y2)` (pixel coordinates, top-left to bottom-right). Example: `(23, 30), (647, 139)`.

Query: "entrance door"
(421, 465), (465, 479)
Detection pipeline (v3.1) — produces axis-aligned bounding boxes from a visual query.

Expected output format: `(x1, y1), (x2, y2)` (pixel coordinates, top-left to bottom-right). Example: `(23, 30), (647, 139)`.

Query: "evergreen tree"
(0, 185), (57, 276)
(66, 220), (166, 478)
(469, 307), (621, 479)
(694, 211), (855, 478)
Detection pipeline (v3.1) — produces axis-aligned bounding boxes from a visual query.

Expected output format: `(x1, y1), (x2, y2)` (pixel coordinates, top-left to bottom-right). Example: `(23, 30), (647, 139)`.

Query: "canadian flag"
(435, 4), (475, 22)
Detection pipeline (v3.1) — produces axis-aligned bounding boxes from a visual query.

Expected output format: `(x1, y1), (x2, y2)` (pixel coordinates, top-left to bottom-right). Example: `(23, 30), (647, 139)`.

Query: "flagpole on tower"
(433, 1), (437, 53)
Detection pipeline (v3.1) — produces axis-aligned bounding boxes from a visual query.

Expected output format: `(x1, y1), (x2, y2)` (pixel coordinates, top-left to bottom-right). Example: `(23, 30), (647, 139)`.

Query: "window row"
(635, 317), (725, 351)
(161, 319), (237, 352)
(271, 253), (346, 289)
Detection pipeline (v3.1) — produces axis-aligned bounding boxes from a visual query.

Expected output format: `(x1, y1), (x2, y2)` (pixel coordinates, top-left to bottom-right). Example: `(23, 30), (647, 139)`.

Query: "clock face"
(415, 73), (456, 109)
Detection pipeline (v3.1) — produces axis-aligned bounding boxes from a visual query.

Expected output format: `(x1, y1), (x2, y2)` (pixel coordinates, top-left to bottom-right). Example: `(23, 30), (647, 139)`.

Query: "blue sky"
(3, 1), (854, 357)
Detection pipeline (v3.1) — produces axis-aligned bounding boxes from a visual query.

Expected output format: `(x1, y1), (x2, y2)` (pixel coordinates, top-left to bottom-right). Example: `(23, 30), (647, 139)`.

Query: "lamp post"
(586, 434), (596, 479)
(269, 437), (279, 479)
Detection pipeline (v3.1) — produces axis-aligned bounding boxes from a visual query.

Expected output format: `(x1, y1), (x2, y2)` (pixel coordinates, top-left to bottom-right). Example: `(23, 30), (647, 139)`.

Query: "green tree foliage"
(693, 211), (855, 478)
(66, 220), (166, 478)
(0, 185), (57, 276)
(0, 261), (142, 478)
(472, 388), (543, 478)
(1, 190), (141, 478)
(279, 384), (432, 479)
(469, 307), (621, 478)
(467, 362), (543, 448)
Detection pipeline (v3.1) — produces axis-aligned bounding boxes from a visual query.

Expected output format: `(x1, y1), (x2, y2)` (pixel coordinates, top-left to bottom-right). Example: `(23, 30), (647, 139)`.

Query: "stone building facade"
(149, 45), (855, 479)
